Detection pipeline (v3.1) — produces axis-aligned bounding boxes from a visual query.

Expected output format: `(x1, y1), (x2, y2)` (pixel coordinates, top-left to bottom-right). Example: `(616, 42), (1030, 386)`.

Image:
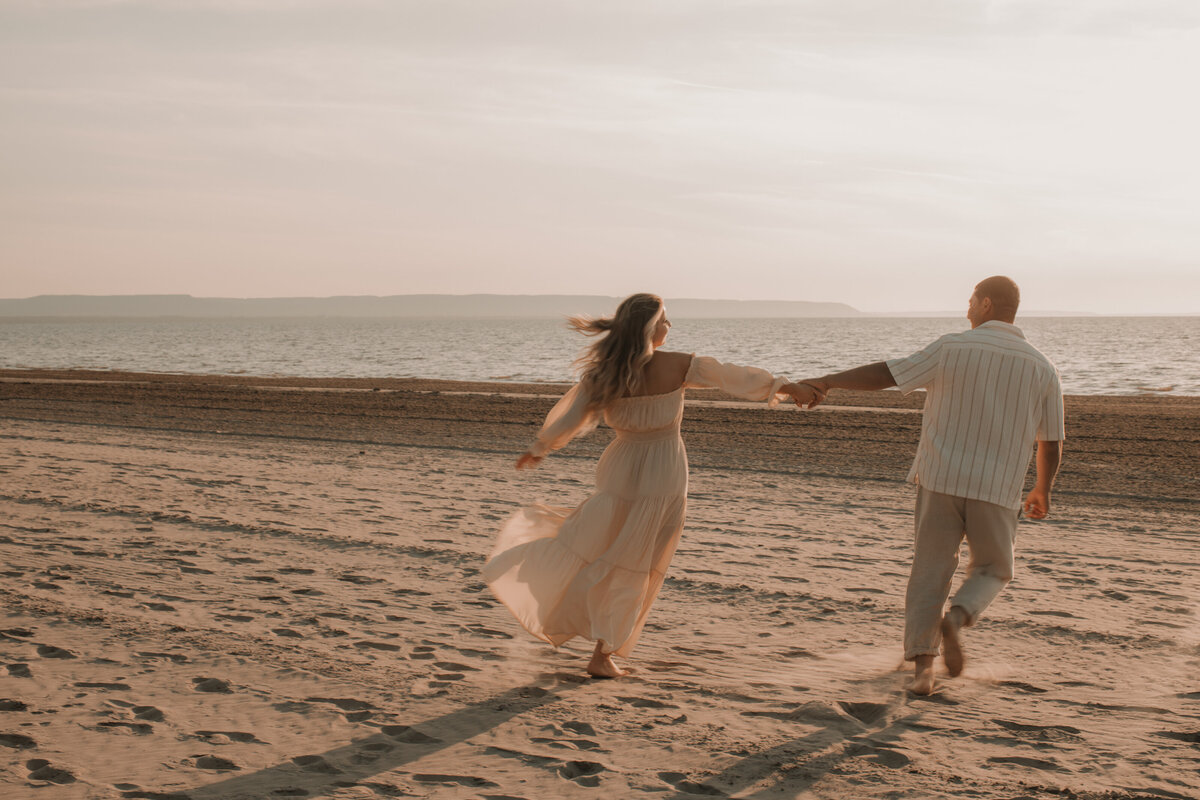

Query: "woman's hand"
(516, 451), (543, 470)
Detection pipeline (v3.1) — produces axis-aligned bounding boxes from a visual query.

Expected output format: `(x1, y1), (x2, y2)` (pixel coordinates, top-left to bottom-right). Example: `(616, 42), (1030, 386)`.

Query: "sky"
(2, 1), (1198, 314)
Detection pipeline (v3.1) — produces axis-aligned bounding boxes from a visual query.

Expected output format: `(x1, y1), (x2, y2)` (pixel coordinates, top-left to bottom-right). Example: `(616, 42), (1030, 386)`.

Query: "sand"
(0, 369), (1197, 799)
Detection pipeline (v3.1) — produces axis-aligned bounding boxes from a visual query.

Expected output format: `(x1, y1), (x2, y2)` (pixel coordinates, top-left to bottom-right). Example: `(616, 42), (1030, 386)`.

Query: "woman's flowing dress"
(482, 355), (789, 657)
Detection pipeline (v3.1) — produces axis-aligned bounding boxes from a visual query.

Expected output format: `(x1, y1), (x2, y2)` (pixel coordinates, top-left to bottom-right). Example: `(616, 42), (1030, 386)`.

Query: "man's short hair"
(974, 276), (1020, 316)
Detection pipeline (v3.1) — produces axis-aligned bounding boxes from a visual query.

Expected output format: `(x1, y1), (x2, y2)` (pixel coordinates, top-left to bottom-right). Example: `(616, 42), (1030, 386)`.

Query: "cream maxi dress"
(482, 355), (789, 658)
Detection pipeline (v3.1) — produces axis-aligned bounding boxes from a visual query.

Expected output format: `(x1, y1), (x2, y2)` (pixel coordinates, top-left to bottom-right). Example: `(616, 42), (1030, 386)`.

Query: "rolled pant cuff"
(904, 648), (939, 661)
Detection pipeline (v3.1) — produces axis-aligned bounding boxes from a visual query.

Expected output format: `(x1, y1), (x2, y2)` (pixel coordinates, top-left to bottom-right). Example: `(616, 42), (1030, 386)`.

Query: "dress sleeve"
(684, 355), (791, 406)
(527, 383), (600, 458)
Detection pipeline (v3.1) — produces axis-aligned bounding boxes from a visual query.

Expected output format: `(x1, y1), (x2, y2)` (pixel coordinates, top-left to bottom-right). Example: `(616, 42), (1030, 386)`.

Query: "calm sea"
(0, 316), (1196, 396)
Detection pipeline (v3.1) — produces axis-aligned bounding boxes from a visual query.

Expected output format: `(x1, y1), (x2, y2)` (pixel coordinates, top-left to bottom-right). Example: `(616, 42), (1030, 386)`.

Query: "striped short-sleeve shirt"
(885, 321), (1065, 510)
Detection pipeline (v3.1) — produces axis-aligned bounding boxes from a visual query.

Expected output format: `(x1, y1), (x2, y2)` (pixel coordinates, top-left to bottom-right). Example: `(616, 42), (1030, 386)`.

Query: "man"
(801, 276), (1064, 695)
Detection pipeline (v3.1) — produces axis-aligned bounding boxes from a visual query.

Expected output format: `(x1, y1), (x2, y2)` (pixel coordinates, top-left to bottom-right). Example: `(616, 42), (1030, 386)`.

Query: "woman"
(481, 294), (822, 677)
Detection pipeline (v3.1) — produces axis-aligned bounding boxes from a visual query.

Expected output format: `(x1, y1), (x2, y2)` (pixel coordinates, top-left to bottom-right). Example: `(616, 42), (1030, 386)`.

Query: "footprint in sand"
(36, 644), (76, 659)
(305, 697), (375, 713)
(658, 771), (724, 796)
(193, 677), (232, 693)
(135, 651), (189, 664)
(338, 573), (383, 585)
(558, 760), (606, 787)
(838, 701), (890, 724)
(129, 705), (164, 721)
(412, 774), (498, 788)
(617, 696), (678, 710)
(445, 646), (496, 663)
(193, 754), (241, 771)
(7, 663), (33, 678)
(354, 640), (403, 652)
(1, 732), (37, 749)
(987, 755), (1067, 771)
(97, 721), (154, 735)
(462, 624), (513, 640)
(563, 721), (597, 737)
(195, 730), (266, 744)
(216, 614), (255, 623)
(991, 719), (1083, 743)
(1000, 681), (1049, 694)
(1, 699), (29, 711)
(26, 759), (77, 784)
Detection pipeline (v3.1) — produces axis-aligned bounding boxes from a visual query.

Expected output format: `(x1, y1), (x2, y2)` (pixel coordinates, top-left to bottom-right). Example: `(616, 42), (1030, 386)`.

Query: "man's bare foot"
(587, 643), (626, 679)
(911, 655), (935, 695)
(941, 606), (967, 677)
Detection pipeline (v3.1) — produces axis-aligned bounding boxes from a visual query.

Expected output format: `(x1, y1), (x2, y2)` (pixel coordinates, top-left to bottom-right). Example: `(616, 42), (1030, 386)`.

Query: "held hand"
(1023, 487), (1051, 519)
(794, 380), (829, 409)
(784, 382), (825, 410)
(802, 378), (831, 398)
(515, 452), (543, 470)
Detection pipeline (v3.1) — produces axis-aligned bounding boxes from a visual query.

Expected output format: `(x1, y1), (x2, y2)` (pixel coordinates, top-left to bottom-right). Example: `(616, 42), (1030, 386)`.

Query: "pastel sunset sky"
(3, 0), (1197, 313)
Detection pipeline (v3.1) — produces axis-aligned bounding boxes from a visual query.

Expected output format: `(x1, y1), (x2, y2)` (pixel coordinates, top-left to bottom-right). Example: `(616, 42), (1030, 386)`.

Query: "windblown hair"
(975, 275), (1021, 318)
(568, 293), (664, 412)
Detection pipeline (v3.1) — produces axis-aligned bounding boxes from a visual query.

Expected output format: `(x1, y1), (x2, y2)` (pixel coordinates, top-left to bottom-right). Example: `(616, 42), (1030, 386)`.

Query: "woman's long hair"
(568, 293), (664, 412)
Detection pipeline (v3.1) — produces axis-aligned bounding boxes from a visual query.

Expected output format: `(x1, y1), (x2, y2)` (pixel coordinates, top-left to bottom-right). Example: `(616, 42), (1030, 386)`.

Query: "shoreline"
(1, 367), (1197, 403)
(2, 367), (1197, 513)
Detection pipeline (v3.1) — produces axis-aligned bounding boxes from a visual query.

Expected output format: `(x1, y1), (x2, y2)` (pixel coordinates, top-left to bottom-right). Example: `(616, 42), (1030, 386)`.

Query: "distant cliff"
(0, 294), (863, 318)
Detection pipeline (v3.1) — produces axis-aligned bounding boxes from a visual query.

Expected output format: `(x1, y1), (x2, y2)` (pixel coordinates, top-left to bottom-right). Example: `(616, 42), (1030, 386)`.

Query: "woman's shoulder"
(648, 350), (693, 384)
(652, 349), (692, 370)
(651, 350), (693, 367)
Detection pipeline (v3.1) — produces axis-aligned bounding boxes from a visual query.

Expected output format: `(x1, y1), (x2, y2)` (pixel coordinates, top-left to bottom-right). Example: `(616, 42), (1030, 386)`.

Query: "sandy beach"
(1, 369), (1197, 799)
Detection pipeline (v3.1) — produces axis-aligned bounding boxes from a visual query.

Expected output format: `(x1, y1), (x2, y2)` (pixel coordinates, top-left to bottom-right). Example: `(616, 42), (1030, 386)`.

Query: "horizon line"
(0, 292), (1196, 317)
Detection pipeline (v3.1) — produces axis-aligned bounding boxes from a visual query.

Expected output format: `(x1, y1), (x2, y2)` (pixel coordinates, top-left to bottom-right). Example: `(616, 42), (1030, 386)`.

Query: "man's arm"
(803, 362), (897, 395)
(1023, 440), (1062, 519)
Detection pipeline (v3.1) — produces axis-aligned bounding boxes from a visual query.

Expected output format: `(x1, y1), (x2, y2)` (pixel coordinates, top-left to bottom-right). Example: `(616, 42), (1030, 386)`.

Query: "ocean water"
(0, 315), (1196, 396)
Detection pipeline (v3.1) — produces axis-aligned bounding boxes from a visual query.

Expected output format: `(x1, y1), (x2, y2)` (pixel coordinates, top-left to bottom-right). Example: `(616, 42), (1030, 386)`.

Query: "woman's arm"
(517, 382), (598, 469)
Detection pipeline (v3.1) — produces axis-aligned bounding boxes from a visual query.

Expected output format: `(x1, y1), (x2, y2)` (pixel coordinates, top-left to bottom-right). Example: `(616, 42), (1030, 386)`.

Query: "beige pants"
(904, 486), (1018, 661)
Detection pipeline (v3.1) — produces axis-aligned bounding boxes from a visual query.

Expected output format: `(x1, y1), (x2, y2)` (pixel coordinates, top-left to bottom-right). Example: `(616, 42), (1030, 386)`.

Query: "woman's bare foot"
(587, 643), (626, 679)
(940, 606), (967, 677)
(911, 654), (936, 695)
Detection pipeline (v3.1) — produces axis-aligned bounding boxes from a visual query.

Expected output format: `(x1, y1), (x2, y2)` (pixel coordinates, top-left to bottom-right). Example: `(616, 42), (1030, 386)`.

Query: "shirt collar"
(976, 320), (1025, 339)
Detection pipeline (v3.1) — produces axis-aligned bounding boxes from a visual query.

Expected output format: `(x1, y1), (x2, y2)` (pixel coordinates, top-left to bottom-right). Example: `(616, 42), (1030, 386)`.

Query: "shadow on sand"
(657, 682), (941, 799)
(153, 675), (580, 799)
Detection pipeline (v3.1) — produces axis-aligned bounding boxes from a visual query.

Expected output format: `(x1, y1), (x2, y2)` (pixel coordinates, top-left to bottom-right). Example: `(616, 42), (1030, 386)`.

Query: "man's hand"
(1022, 487), (1051, 519)
(516, 452), (543, 470)
(1024, 440), (1061, 520)
(800, 378), (830, 397)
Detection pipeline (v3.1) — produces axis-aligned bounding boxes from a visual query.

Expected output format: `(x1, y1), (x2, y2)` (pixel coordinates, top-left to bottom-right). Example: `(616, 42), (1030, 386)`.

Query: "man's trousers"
(904, 486), (1019, 661)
